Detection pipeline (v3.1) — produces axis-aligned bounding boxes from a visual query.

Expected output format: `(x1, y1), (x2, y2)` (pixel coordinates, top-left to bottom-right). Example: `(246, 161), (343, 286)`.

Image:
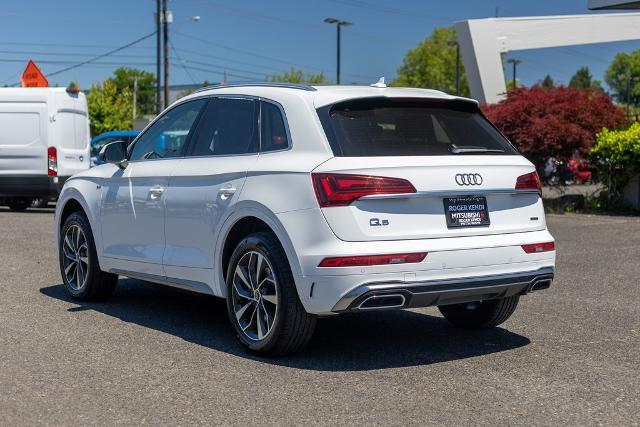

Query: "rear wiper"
(449, 144), (505, 154)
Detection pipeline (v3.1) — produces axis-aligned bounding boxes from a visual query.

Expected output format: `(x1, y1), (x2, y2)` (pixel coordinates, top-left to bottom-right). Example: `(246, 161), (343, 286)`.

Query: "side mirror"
(98, 141), (128, 169)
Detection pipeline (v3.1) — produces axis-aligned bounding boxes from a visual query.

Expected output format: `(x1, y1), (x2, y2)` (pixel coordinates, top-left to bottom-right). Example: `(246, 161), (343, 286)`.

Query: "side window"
(189, 98), (258, 157)
(260, 101), (289, 152)
(129, 99), (206, 161)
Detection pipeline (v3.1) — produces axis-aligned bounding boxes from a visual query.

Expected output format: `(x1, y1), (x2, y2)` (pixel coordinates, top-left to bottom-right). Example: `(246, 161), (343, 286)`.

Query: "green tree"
(111, 67), (156, 117)
(605, 51), (640, 105)
(87, 80), (133, 136)
(591, 122), (640, 203)
(540, 74), (555, 89)
(569, 66), (602, 90)
(391, 27), (470, 96)
(268, 67), (329, 84)
(177, 80), (213, 100)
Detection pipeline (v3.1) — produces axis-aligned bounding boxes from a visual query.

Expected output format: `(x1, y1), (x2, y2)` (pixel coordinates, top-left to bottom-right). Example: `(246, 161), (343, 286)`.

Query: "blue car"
(90, 130), (139, 166)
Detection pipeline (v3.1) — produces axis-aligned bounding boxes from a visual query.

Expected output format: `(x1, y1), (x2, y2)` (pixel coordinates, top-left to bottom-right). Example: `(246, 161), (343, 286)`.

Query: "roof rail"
(193, 81), (317, 94)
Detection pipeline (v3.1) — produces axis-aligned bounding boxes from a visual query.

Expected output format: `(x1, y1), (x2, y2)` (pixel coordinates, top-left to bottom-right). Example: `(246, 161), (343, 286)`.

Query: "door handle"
(218, 186), (236, 197)
(148, 186), (165, 199)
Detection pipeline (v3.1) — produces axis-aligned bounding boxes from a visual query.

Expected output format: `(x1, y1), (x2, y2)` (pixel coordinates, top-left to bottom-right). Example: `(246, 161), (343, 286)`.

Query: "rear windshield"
(317, 97), (518, 157)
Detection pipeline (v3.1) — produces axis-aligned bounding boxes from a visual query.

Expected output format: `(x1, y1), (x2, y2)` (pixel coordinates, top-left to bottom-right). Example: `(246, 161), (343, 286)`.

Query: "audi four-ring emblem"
(455, 173), (483, 186)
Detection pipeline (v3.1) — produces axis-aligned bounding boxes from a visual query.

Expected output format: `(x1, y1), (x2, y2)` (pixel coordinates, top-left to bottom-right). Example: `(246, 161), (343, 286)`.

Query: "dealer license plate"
(443, 196), (490, 228)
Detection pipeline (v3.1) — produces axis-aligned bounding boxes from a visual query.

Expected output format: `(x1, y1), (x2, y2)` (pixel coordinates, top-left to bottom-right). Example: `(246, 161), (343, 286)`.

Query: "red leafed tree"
(482, 86), (627, 168)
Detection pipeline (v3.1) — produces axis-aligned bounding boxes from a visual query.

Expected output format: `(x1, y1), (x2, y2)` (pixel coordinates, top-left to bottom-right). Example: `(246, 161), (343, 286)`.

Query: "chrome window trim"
(258, 97), (293, 154)
(127, 93), (295, 164)
(180, 94), (293, 159)
(126, 96), (210, 164)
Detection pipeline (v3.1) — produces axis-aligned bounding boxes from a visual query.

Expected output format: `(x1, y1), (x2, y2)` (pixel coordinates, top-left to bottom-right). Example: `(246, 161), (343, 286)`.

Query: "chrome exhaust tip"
(529, 279), (552, 292)
(357, 294), (406, 310)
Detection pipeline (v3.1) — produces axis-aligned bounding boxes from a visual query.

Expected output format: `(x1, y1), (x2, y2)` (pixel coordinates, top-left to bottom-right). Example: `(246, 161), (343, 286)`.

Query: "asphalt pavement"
(0, 207), (638, 425)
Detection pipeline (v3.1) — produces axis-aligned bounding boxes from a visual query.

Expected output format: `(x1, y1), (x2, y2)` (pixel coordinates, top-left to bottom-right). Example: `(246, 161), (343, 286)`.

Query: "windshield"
(317, 97), (518, 157)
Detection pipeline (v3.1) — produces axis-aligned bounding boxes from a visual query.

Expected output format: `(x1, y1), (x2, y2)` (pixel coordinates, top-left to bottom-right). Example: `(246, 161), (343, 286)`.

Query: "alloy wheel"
(231, 250), (279, 341)
(62, 225), (89, 290)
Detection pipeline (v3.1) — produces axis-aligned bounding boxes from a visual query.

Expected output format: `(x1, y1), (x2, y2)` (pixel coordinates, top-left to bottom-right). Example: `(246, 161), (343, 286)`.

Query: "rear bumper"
(331, 266), (554, 312)
(0, 175), (67, 198)
(277, 207), (556, 315)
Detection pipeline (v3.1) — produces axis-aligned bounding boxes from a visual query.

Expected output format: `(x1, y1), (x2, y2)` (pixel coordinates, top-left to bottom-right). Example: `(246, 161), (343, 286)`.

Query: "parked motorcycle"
(542, 157), (575, 186)
(567, 158), (593, 184)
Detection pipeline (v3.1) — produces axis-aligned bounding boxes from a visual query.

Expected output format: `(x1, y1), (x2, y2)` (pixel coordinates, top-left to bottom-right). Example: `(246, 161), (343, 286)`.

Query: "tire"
(59, 211), (117, 301)
(7, 197), (32, 211)
(438, 296), (520, 329)
(226, 232), (316, 356)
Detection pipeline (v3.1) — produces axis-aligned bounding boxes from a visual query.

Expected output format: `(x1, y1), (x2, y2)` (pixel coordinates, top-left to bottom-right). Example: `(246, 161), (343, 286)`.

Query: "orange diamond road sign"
(21, 60), (48, 87)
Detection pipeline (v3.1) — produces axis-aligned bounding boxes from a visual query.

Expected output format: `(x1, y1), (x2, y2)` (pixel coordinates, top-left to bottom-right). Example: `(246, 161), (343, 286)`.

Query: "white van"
(0, 87), (90, 211)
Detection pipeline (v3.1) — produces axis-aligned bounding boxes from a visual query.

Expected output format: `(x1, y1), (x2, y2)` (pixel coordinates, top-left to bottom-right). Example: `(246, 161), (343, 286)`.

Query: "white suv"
(55, 83), (555, 355)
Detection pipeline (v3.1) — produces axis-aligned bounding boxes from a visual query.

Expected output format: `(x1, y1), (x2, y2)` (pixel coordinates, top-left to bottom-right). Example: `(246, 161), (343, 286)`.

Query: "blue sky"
(0, 0), (638, 91)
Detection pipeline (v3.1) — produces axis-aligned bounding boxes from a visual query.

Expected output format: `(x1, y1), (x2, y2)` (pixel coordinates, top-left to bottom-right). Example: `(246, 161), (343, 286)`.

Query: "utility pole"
(324, 18), (352, 85)
(156, 0), (161, 114)
(162, 0), (170, 108)
(507, 58), (522, 89)
(133, 77), (138, 121)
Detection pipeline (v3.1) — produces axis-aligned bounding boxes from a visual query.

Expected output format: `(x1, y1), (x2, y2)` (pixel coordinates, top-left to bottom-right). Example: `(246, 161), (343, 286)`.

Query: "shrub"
(482, 86), (627, 168)
(591, 122), (640, 203)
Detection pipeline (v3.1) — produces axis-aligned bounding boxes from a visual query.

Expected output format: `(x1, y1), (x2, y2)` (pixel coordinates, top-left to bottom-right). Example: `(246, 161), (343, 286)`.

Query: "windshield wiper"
(449, 144), (505, 154)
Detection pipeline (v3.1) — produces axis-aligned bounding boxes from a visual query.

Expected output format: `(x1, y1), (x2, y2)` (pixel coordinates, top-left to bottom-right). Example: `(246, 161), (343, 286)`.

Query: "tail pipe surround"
(332, 267), (555, 313)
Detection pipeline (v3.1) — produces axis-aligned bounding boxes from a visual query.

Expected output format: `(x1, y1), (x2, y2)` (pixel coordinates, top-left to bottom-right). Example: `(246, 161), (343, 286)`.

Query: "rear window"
(317, 97), (518, 157)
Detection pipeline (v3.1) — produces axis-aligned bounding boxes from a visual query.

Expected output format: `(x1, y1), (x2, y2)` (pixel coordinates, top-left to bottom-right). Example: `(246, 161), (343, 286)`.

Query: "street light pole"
(156, 0), (161, 114)
(162, 0), (170, 109)
(324, 18), (352, 85)
(507, 58), (522, 90)
(336, 24), (341, 85)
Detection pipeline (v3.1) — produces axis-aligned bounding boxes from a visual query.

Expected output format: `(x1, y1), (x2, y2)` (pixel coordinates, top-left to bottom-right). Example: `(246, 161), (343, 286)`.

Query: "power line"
(173, 31), (322, 72)
(0, 58), (156, 67)
(0, 11), (138, 26)
(190, 0), (415, 46)
(327, 0), (454, 22)
(179, 64), (258, 81)
(0, 69), (22, 85)
(0, 49), (156, 59)
(0, 48), (280, 82)
(170, 43), (198, 84)
(173, 31), (375, 82)
(44, 32), (156, 78)
(164, 44), (300, 76)
(0, 41), (153, 50)
(557, 46), (611, 65)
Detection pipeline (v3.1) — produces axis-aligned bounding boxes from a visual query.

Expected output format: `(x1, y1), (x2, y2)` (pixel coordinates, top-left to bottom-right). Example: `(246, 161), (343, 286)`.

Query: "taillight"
(521, 242), (555, 253)
(515, 171), (541, 193)
(311, 173), (416, 207)
(318, 252), (427, 267)
(47, 147), (57, 177)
